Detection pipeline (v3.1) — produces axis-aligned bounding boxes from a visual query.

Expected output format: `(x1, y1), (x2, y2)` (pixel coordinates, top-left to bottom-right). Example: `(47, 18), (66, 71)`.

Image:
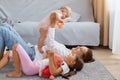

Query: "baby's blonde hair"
(60, 6), (71, 17)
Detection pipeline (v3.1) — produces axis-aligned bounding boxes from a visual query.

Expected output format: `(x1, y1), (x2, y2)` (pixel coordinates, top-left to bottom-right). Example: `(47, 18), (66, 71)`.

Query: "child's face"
(65, 53), (76, 67)
(61, 8), (70, 19)
(71, 46), (88, 56)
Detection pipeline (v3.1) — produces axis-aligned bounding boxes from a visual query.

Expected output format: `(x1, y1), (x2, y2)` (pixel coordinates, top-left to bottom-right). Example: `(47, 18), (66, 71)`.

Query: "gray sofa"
(0, 0), (100, 46)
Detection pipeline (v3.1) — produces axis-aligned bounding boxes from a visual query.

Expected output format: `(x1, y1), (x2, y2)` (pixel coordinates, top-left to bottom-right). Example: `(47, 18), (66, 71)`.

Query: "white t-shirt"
(38, 59), (69, 75)
(35, 28), (71, 60)
(34, 28), (71, 74)
(45, 28), (71, 57)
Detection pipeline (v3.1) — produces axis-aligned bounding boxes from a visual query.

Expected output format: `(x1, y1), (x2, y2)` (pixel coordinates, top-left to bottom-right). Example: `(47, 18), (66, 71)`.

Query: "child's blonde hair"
(60, 6), (71, 17)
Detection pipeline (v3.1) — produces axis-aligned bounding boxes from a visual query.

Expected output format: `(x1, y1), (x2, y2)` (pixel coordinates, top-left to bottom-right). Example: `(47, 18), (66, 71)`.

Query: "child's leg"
(6, 44), (22, 77)
(7, 44), (39, 77)
(0, 51), (10, 69)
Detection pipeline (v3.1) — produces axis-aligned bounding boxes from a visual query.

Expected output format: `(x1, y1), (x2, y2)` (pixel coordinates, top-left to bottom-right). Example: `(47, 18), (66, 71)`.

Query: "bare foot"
(6, 70), (22, 77)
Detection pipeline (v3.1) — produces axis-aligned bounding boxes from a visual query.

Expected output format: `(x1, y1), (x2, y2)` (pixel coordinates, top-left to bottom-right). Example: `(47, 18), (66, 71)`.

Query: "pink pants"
(14, 44), (39, 75)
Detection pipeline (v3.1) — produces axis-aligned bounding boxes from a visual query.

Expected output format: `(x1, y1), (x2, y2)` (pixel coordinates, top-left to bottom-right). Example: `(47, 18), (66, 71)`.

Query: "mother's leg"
(0, 27), (5, 60)
(0, 23), (35, 60)
(0, 43), (4, 60)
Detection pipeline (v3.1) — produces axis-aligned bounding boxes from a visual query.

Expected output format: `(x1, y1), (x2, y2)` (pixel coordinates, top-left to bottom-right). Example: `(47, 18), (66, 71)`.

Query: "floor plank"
(93, 47), (120, 80)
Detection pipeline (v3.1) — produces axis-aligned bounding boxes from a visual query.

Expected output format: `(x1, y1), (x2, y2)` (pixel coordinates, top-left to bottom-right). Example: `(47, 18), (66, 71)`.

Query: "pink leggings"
(14, 44), (39, 75)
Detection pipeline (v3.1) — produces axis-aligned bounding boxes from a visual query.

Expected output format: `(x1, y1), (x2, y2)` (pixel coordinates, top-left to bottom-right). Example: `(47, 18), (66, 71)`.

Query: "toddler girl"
(38, 6), (71, 53)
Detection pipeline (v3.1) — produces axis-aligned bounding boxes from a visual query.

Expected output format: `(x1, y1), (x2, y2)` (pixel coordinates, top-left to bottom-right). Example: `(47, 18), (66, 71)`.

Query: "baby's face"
(61, 8), (71, 19)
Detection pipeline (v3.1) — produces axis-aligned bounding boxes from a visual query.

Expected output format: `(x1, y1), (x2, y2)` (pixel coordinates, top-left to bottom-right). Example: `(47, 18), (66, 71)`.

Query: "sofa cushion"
(14, 21), (100, 46)
(14, 21), (39, 37)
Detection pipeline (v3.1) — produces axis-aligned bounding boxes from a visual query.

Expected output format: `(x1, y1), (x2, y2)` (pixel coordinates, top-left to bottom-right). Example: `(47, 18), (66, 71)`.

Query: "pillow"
(64, 11), (80, 22)
(64, 0), (94, 21)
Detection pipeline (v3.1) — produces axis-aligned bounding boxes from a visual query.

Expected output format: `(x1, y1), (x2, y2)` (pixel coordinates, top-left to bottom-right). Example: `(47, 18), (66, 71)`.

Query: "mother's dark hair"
(82, 48), (95, 63)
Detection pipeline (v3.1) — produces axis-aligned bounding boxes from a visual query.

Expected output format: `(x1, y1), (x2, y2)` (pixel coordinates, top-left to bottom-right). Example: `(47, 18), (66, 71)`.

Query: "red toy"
(40, 54), (62, 79)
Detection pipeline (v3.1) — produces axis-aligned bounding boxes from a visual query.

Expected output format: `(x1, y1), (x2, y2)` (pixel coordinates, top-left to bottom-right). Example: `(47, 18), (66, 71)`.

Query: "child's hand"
(49, 75), (54, 80)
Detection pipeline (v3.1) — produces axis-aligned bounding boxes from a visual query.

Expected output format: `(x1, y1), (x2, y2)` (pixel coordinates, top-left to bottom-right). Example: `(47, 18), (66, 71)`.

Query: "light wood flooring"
(93, 47), (120, 80)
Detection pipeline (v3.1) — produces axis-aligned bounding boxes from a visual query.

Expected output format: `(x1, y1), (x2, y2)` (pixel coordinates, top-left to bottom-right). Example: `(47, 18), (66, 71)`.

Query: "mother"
(0, 22), (94, 63)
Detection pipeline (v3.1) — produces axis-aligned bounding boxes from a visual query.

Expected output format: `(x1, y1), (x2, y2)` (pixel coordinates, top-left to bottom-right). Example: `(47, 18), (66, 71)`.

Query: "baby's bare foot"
(6, 70), (22, 77)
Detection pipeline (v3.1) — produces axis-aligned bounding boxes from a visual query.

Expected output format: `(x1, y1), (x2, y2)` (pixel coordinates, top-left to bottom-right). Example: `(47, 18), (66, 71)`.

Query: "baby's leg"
(0, 51), (10, 70)
(38, 28), (48, 53)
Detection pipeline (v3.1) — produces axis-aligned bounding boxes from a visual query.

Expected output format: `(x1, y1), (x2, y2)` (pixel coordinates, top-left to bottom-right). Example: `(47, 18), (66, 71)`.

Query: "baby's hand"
(56, 21), (64, 29)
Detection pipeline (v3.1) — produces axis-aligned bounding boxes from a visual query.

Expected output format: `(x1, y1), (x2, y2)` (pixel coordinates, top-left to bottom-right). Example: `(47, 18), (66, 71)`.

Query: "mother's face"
(71, 46), (88, 56)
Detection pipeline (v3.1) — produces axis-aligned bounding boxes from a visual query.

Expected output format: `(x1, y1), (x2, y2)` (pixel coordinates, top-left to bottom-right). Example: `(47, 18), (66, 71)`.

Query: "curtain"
(109, 0), (120, 54)
(93, 0), (109, 46)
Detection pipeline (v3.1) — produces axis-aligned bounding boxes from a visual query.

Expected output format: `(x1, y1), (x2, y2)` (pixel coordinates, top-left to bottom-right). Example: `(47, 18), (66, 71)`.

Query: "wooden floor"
(93, 47), (120, 80)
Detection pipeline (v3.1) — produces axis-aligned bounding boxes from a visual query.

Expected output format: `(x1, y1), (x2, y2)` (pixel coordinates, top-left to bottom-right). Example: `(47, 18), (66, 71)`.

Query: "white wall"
(109, 0), (115, 49)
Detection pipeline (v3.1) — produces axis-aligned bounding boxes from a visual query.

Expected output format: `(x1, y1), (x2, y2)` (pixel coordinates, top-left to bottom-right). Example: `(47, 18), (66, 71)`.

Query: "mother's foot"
(6, 70), (22, 77)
